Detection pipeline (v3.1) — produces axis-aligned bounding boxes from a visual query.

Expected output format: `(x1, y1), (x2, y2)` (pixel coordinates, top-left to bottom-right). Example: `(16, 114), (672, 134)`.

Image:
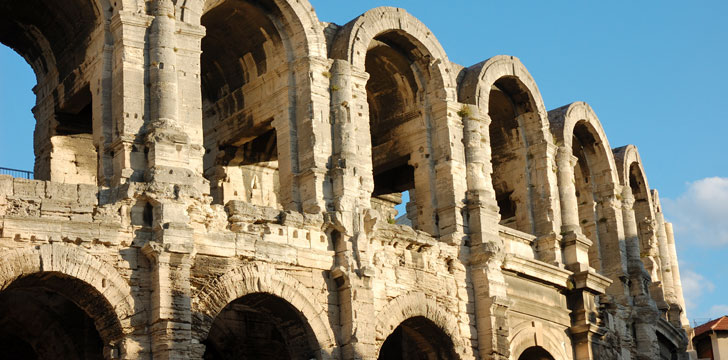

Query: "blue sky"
(1, 1), (726, 325)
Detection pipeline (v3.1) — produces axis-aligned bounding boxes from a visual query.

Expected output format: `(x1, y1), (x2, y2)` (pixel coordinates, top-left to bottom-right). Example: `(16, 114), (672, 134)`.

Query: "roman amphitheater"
(0, 0), (694, 359)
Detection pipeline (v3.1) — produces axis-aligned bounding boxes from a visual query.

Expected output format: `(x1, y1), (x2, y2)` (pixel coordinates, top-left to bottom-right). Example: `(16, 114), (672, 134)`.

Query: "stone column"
(139, 1), (205, 358)
(556, 146), (592, 271)
(463, 110), (510, 359)
(431, 101), (469, 244)
(557, 147), (580, 233)
(329, 60), (371, 229)
(594, 184), (629, 300)
(621, 186), (661, 359)
(524, 139), (563, 265)
(654, 208), (676, 306)
(665, 222), (689, 327)
(148, 1), (177, 129)
(328, 60), (378, 358)
(142, 214), (194, 359)
(622, 187), (645, 275)
(290, 56), (332, 213)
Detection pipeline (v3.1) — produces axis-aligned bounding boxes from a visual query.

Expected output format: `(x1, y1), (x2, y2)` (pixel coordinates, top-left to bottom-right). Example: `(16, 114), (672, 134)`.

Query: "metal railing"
(0, 167), (34, 179)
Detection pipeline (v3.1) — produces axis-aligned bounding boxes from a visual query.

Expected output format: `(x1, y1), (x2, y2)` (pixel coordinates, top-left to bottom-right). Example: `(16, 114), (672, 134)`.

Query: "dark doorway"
(0, 272), (109, 360)
(518, 346), (555, 360)
(203, 293), (319, 360)
(378, 316), (457, 360)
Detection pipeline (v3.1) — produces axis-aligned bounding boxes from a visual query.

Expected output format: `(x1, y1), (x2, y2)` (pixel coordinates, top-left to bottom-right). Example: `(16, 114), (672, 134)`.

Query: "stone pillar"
(109, 11), (152, 185)
(137, 1), (205, 358)
(523, 139), (563, 266)
(173, 21), (206, 177)
(654, 207), (676, 306)
(557, 147), (580, 233)
(330, 61), (372, 214)
(463, 110), (510, 359)
(594, 184), (629, 300)
(622, 187), (645, 275)
(568, 271), (612, 360)
(557, 147), (592, 271)
(329, 60), (370, 228)
(665, 222), (689, 327)
(525, 139), (561, 238)
(410, 148), (438, 236)
(142, 213), (194, 359)
(431, 101), (469, 244)
(290, 56), (332, 213)
(622, 186), (662, 359)
(328, 59), (378, 359)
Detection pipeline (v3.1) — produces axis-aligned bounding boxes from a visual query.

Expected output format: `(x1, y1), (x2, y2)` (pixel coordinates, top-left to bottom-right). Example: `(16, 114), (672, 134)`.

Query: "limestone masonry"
(0, 1), (694, 359)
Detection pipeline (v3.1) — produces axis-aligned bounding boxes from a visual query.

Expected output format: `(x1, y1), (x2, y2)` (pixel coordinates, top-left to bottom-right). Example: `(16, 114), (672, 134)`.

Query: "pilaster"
(109, 10), (153, 185)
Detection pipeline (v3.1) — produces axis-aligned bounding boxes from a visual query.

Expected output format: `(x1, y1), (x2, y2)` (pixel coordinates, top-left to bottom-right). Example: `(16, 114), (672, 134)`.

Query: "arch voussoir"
(191, 262), (337, 352)
(0, 244), (138, 343)
(374, 292), (465, 357)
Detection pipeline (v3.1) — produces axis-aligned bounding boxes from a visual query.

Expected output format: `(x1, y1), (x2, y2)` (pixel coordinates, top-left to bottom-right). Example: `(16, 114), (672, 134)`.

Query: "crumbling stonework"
(0, 1), (693, 359)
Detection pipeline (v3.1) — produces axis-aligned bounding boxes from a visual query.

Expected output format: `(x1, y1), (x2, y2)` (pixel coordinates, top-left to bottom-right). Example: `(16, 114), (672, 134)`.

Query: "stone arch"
(374, 292), (466, 358)
(549, 102), (626, 276)
(330, 7), (457, 235)
(177, 0), (326, 58)
(614, 145), (661, 280)
(198, 0), (327, 210)
(614, 144), (653, 202)
(510, 320), (570, 360)
(0, 0), (107, 82)
(0, 243), (137, 344)
(550, 102), (620, 186)
(191, 262), (337, 355)
(459, 55), (556, 236)
(1, 0), (111, 184)
(330, 6), (456, 98)
(459, 55), (550, 145)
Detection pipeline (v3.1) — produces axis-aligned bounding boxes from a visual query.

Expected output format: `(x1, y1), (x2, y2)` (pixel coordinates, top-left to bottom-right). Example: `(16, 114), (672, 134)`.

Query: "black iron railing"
(0, 167), (33, 179)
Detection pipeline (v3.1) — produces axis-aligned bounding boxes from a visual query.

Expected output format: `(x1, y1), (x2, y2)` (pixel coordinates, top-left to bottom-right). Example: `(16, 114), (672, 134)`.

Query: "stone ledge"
(502, 254), (572, 290)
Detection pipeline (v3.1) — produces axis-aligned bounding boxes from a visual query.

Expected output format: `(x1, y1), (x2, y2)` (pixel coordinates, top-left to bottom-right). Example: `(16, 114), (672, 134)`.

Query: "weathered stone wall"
(0, 1), (693, 359)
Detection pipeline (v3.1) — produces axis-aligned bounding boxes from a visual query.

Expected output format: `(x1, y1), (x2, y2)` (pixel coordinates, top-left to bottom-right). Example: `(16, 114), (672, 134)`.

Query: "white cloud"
(680, 268), (715, 314)
(662, 177), (728, 247)
(708, 304), (728, 318)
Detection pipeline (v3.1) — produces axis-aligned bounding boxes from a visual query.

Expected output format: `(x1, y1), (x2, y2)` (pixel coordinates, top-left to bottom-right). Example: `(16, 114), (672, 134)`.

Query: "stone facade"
(0, 1), (693, 359)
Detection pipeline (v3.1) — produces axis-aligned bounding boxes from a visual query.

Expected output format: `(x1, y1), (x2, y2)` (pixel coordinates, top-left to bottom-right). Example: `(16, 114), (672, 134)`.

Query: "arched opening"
(0, 1), (105, 185)
(378, 316), (457, 360)
(657, 332), (678, 360)
(365, 30), (433, 232)
(0, 272), (122, 359)
(0, 45), (35, 177)
(571, 122), (605, 272)
(628, 162), (655, 273)
(201, 0), (292, 208)
(518, 346), (555, 360)
(488, 76), (536, 234)
(202, 293), (320, 360)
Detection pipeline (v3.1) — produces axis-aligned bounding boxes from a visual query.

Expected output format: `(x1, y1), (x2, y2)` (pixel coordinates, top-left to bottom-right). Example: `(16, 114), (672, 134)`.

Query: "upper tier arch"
(614, 144), (653, 198)
(330, 6), (456, 101)
(0, 0), (112, 82)
(549, 101), (620, 186)
(459, 55), (551, 146)
(176, 0), (327, 58)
